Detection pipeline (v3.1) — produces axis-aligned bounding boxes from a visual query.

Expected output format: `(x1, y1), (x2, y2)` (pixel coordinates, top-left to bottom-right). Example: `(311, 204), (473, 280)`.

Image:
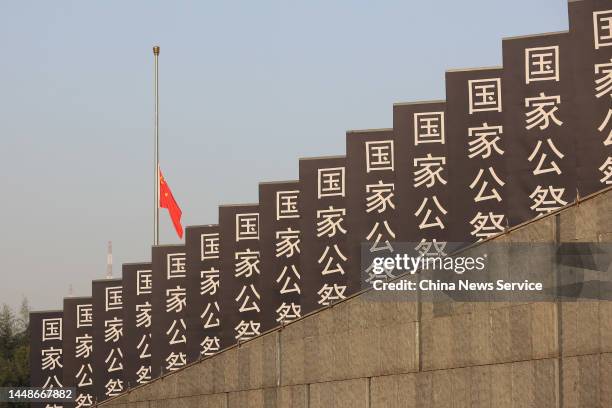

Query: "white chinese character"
(136, 365), (151, 384)
(200, 268), (220, 296)
(200, 336), (221, 356)
(166, 319), (187, 345)
(137, 270), (153, 295)
(104, 348), (123, 372)
(414, 239), (447, 257)
(468, 123), (504, 159)
(316, 206), (347, 238)
(105, 378), (124, 396)
(236, 213), (260, 241)
(414, 196), (447, 230)
(235, 284), (261, 313)
(600, 108), (612, 146)
(276, 265), (301, 294)
(42, 318), (62, 341)
(595, 59), (612, 98)
(525, 93), (563, 130)
(41, 347), (62, 370)
(413, 154), (447, 188)
(366, 140), (395, 172)
(200, 233), (220, 260)
(234, 249), (261, 277)
(318, 244), (347, 275)
(317, 284), (346, 306)
(104, 318), (123, 343)
(276, 190), (300, 220)
(366, 181), (396, 214)
(470, 212), (505, 240)
(599, 157), (612, 184)
(75, 335), (93, 359)
(105, 286), (123, 311)
(42, 375), (63, 389)
(525, 46), (560, 83)
(200, 301), (221, 329)
(276, 302), (301, 323)
(594, 10), (612, 49)
(414, 112), (445, 145)
(469, 167), (505, 202)
(165, 286), (187, 313)
(234, 320), (261, 341)
(318, 167), (345, 198)
(364, 258), (397, 283)
(137, 334), (151, 358)
(468, 78), (502, 113)
(275, 228), (301, 258)
(366, 221), (396, 253)
(167, 253), (186, 279)
(136, 302), (152, 328)
(76, 305), (93, 328)
(75, 393), (94, 408)
(165, 351), (187, 371)
(527, 138), (565, 175)
(529, 185), (568, 214)
(76, 363), (93, 387)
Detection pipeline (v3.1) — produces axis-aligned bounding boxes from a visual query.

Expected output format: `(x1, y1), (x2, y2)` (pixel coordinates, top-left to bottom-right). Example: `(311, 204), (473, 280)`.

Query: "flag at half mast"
(159, 169), (183, 238)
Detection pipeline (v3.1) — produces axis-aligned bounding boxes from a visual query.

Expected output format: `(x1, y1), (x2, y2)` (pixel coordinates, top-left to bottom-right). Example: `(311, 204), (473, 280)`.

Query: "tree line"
(0, 299), (30, 391)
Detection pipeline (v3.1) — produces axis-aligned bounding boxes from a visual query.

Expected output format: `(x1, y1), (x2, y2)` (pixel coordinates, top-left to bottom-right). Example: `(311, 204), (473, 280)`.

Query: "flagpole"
(153, 45), (160, 246)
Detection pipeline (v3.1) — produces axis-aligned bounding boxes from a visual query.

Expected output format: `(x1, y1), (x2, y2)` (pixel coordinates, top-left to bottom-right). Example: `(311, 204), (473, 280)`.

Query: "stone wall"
(99, 188), (612, 407)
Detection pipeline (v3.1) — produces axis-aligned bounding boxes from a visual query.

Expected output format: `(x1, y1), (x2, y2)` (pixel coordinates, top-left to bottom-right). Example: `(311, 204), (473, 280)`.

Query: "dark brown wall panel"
(259, 181), (302, 325)
(502, 32), (577, 225)
(219, 204), (270, 347)
(122, 262), (153, 387)
(151, 245), (188, 377)
(569, 0), (612, 195)
(394, 101), (453, 255)
(92, 279), (124, 402)
(446, 68), (508, 243)
(185, 225), (222, 360)
(299, 156), (354, 313)
(63, 297), (94, 407)
(345, 129), (398, 286)
(30, 310), (64, 408)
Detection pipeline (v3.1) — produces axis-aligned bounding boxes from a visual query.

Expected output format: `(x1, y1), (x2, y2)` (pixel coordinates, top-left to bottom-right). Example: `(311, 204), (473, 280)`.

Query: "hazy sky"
(0, 0), (569, 311)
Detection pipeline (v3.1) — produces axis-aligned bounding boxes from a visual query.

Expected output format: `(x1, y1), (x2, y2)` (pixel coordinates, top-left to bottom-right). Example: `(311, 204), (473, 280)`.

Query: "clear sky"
(0, 0), (569, 311)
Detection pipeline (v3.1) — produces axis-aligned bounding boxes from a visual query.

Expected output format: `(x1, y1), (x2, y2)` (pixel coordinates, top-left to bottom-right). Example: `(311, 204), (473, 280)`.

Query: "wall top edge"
(30, 310), (63, 315)
(62, 296), (92, 301)
(393, 99), (445, 107)
(258, 180), (299, 186)
(502, 30), (569, 42)
(218, 203), (259, 208)
(121, 262), (151, 266)
(185, 224), (218, 229)
(92, 278), (122, 283)
(151, 244), (185, 249)
(346, 128), (393, 134)
(299, 154), (346, 161)
(446, 65), (503, 73)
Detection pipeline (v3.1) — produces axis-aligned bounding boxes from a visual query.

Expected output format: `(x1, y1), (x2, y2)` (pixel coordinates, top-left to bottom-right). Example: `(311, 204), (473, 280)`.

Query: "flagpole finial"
(153, 45), (160, 55)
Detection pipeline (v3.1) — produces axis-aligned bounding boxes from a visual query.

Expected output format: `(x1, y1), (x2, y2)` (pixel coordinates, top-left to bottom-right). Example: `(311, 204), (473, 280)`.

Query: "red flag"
(159, 168), (183, 238)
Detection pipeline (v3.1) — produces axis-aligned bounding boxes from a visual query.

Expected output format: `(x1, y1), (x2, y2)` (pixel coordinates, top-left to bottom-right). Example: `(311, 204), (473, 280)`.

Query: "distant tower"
(106, 241), (113, 279)
(68, 284), (74, 297)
